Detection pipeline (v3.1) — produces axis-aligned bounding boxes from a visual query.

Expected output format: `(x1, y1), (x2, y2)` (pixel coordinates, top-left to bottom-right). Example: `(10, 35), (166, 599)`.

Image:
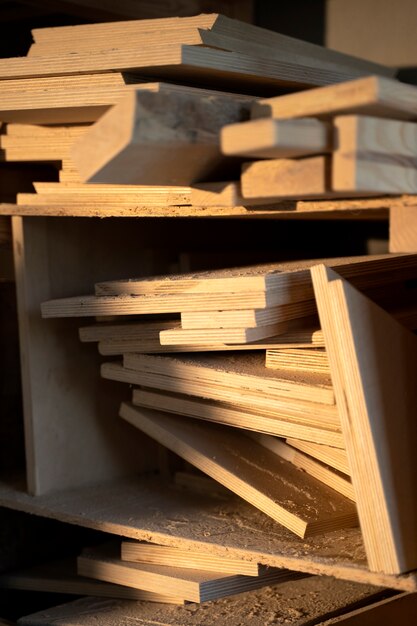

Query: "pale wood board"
(312, 265), (417, 575)
(17, 577), (389, 626)
(72, 89), (252, 186)
(131, 388), (345, 448)
(122, 352), (335, 405)
(180, 300), (317, 329)
(266, 348), (330, 374)
(79, 319), (324, 354)
(93, 254), (417, 299)
(78, 544), (296, 603)
(102, 359), (342, 433)
(332, 115), (417, 194)
(252, 76), (417, 121)
(0, 558), (180, 602)
(0, 474), (415, 590)
(11, 216), (160, 495)
(251, 433), (354, 501)
(30, 13), (392, 78)
(159, 320), (314, 346)
(286, 439), (350, 476)
(120, 403), (358, 538)
(241, 156), (329, 200)
(0, 45), (368, 91)
(121, 541), (264, 575)
(389, 205), (417, 253)
(0, 200), (391, 219)
(221, 117), (330, 159)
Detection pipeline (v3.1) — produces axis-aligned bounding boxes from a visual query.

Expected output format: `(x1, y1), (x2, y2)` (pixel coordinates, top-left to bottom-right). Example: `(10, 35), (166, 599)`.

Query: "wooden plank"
(241, 156), (329, 200)
(159, 322), (304, 345)
(121, 541), (264, 575)
(72, 89), (253, 185)
(131, 388), (345, 448)
(122, 352), (335, 405)
(78, 544), (295, 602)
(0, 558), (179, 602)
(11, 216), (158, 496)
(18, 576), (388, 626)
(94, 254), (417, 297)
(265, 348), (330, 374)
(332, 115), (417, 194)
(312, 265), (417, 574)
(180, 300), (317, 329)
(120, 403), (358, 538)
(30, 13), (392, 78)
(221, 117), (330, 159)
(252, 76), (417, 121)
(286, 439), (350, 476)
(251, 433), (354, 501)
(0, 474), (415, 590)
(389, 205), (417, 252)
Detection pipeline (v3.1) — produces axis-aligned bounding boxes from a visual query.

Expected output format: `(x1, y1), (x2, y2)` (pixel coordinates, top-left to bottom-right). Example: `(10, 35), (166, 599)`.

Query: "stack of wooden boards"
(76, 541), (300, 604)
(69, 75), (417, 197)
(41, 253), (417, 577)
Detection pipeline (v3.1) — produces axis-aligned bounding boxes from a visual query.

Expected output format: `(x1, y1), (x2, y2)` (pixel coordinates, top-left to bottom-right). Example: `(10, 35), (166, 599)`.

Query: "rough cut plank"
(120, 403), (358, 538)
(241, 156), (329, 200)
(78, 544), (295, 603)
(332, 115), (417, 194)
(17, 577), (388, 626)
(0, 558), (179, 602)
(122, 352), (335, 405)
(221, 117), (330, 159)
(266, 348), (330, 374)
(131, 388), (344, 448)
(121, 541), (264, 575)
(0, 475), (415, 591)
(72, 89), (252, 185)
(286, 439), (350, 476)
(252, 76), (417, 121)
(190, 180), (278, 207)
(251, 433), (354, 501)
(312, 265), (417, 575)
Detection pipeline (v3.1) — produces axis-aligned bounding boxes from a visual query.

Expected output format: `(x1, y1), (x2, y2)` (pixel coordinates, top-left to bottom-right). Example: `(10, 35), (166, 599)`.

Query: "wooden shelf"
(0, 473), (415, 592)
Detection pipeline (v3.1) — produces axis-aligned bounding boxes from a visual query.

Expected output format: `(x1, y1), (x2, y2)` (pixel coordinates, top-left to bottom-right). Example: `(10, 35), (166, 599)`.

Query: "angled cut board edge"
(311, 264), (417, 575)
(119, 402), (358, 539)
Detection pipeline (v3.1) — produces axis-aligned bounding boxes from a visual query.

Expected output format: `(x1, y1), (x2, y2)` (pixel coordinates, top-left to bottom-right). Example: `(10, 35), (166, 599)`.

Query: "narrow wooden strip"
(119, 403), (358, 538)
(121, 541), (263, 575)
(221, 117), (330, 159)
(131, 388), (344, 447)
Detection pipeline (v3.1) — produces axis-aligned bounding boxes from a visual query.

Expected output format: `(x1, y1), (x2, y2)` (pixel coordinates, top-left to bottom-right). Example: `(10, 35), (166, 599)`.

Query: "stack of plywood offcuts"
(3, 12), (416, 222)
(42, 252), (417, 587)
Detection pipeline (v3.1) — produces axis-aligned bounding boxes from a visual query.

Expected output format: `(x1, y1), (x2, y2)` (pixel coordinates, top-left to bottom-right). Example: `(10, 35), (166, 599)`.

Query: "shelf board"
(0, 474), (415, 592)
(0, 202), (389, 220)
